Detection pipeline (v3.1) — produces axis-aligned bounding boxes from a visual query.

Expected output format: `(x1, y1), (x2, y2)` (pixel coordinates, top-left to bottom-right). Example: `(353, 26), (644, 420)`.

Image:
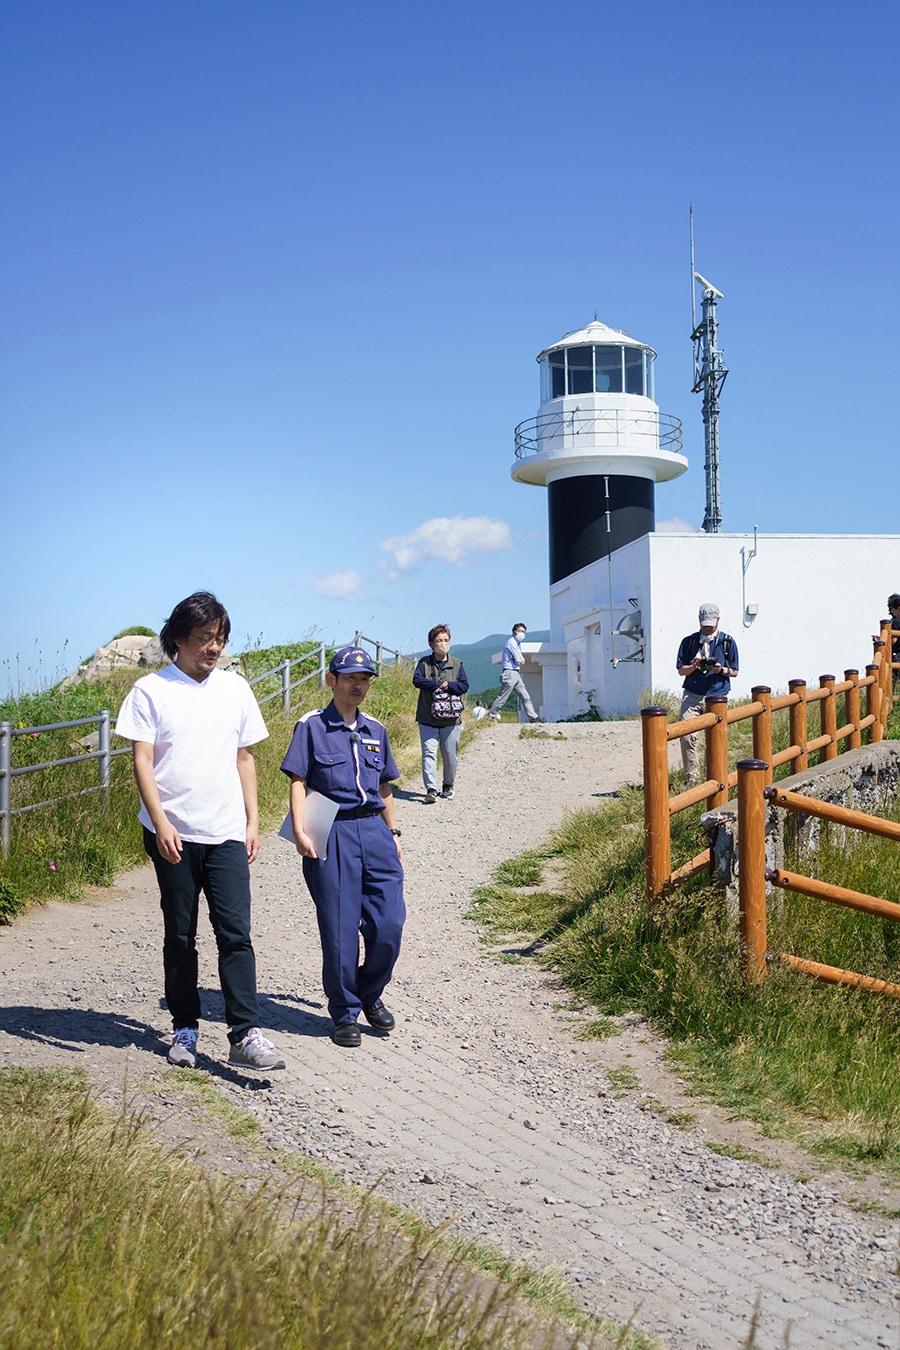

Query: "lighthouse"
(508, 316), (897, 724)
(512, 319), (687, 581)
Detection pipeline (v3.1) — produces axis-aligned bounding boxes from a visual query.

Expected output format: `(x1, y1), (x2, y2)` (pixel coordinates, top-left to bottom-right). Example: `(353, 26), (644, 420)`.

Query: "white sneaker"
(489, 712), (501, 722)
(168, 1026), (197, 1068)
(228, 1028), (285, 1070)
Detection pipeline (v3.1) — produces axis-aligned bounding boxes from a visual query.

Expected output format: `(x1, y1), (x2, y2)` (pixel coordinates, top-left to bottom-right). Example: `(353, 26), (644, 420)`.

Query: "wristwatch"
(390, 828), (402, 837)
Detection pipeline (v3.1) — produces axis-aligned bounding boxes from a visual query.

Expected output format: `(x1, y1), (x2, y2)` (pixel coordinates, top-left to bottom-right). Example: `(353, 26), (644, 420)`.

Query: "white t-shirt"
(115, 664), (269, 844)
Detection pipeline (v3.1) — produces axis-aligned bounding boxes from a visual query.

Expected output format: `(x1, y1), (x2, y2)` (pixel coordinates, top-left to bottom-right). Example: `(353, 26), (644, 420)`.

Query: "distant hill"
(414, 631), (551, 698)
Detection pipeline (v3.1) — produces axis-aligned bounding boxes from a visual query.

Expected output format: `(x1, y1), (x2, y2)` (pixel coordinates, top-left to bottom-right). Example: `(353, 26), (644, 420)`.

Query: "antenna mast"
(690, 211), (727, 533)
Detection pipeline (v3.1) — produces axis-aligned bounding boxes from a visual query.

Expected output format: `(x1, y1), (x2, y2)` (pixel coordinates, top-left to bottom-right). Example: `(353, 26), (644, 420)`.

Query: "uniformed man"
(281, 646), (405, 1047)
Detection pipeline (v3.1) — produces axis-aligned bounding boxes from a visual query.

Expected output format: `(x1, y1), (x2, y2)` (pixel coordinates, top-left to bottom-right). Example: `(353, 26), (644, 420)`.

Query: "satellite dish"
(612, 610), (643, 639)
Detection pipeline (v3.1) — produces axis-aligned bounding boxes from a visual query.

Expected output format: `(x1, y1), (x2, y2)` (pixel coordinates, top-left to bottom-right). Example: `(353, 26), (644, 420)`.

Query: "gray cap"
(698, 602), (720, 623)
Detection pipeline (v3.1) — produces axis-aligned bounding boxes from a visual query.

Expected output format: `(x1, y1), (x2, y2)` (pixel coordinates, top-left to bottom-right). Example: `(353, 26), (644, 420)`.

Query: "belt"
(335, 806), (383, 820)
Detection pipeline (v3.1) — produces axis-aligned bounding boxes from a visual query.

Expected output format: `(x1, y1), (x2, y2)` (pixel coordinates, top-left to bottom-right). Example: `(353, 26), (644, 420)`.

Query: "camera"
(695, 657), (718, 672)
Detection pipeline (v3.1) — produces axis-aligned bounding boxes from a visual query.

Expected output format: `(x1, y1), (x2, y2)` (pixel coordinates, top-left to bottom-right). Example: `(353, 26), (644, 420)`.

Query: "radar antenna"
(690, 209), (728, 533)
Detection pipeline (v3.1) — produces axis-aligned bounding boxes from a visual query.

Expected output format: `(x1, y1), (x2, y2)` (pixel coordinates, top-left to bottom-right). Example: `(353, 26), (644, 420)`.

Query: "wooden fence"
(736, 757), (900, 998)
(642, 619), (897, 910)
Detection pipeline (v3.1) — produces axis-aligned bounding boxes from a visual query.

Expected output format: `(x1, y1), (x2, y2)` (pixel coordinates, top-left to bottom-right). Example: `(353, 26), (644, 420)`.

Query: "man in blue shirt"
(676, 603), (739, 786)
(488, 623), (545, 723)
(281, 646), (405, 1048)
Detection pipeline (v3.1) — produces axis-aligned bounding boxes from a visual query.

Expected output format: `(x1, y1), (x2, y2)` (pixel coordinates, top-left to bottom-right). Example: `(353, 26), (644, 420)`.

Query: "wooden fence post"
(867, 663), (883, 743)
(738, 758), (769, 985)
(820, 675), (837, 760)
(789, 679), (808, 772)
(705, 694), (729, 808)
(641, 708), (671, 913)
(845, 669), (861, 750)
(751, 686), (773, 784)
(874, 633), (889, 717)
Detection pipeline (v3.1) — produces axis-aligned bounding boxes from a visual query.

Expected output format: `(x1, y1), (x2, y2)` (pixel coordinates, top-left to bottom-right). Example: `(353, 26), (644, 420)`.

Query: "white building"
(509, 321), (899, 720)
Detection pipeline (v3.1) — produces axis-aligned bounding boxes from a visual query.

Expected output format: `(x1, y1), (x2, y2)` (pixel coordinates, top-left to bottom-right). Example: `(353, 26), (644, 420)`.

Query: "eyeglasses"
(189, 630), (226, 650)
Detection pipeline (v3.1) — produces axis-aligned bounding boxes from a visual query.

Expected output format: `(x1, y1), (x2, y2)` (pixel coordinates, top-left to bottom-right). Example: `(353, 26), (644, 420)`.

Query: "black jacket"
(412, 654), (469, 726)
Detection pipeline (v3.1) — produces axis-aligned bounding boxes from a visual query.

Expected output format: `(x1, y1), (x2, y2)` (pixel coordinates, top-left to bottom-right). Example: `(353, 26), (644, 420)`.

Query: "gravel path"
(1, 721), (897, 1348)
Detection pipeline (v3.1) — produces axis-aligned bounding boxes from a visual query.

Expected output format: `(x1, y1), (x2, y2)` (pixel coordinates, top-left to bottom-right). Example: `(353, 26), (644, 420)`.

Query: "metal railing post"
(845, 669), (861, 750)
(789, 679), (808, 771)
(738, 758), (769, 985)
(705, 694), (729, 808)
(98, 711), (111, 790)
(281, 659), (291, 712)
(0, 722), (10, 857)
(641, 708), (671, 913)
(318, 642), (327, 687)
(751, 686), (773, 784)
(820, 675), (837, 760)
(375, 641), (383, 676)
(866, 663), (883, 743)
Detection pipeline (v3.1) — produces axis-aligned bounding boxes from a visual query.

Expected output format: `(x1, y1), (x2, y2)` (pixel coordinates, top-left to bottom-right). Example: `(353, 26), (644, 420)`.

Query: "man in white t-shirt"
(115, 591), (284, 1072)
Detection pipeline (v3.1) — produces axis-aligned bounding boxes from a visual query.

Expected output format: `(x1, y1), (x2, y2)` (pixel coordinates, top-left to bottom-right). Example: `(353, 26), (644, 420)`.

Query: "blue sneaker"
(168, 1027), (197, 1068)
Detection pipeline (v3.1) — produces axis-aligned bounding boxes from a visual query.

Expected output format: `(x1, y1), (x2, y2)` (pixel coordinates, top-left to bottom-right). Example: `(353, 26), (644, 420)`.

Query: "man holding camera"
(676, 603), (739, 787)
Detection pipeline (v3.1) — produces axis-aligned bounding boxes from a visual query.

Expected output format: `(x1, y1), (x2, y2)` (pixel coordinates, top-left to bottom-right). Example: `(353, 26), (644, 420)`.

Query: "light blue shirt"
(501, 634), (524, 670)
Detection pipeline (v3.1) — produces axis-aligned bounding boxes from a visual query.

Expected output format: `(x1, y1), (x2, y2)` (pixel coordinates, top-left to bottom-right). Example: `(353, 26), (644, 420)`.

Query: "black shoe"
(362, 1000), (395, 1032)
(332, 1021), (361, 1047)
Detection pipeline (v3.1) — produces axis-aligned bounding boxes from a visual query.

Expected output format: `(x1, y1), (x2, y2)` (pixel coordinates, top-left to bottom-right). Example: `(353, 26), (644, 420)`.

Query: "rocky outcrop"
(60, 635), (166, 688)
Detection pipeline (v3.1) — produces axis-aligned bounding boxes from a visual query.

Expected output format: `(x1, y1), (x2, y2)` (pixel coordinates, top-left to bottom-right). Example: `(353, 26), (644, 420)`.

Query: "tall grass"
(0, 1066), (620, 1349)
(470, 765), (900, 1179)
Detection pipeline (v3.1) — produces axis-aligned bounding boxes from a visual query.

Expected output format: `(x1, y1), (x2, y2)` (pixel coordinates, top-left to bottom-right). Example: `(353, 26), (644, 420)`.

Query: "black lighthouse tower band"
(548, 474), (654, 585)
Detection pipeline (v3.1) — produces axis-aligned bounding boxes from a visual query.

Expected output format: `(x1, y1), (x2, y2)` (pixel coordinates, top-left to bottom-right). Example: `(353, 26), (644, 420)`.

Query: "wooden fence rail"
(736, 758), (900, 1000)
(642, 619), (897, 910)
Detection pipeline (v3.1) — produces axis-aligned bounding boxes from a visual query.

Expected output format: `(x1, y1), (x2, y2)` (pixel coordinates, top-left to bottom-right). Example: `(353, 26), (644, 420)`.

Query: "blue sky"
(3, 0), (898, 690)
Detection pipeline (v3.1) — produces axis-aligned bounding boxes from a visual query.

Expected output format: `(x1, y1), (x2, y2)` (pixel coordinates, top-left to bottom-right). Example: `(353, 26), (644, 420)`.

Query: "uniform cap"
(698, 602), (720, 623)
(329, 645), (377, 675)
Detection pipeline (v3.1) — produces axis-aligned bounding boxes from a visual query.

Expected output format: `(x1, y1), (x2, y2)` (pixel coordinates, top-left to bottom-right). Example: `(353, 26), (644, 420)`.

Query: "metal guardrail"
(514, 407), (683, 458)
(0, 634), (412, 854)
(0, 711), (131, 855)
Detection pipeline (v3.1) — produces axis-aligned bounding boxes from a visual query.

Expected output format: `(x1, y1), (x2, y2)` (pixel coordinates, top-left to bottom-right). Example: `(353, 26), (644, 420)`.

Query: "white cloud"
(379, 515), (513, 575)
(655, 516), (700, 534)
(306, 569), (366, 601)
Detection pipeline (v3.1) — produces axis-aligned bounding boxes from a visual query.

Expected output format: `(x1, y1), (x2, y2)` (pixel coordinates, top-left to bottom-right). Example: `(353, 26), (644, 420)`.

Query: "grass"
(0, 1066), (645, 1350)
(469, 736), (900, 1181)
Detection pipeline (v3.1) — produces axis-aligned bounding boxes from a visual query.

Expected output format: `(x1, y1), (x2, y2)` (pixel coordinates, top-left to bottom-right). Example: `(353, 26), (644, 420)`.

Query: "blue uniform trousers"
(302, 814), (405, 1025)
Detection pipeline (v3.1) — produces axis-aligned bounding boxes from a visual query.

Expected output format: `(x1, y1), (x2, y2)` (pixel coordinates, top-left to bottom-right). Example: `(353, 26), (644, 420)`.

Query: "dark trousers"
(144, 828), (259, 1044)
(302, 815), (405, 1025)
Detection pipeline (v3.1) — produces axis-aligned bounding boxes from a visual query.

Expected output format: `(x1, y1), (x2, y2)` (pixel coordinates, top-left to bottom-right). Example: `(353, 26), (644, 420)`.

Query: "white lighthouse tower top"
(512, 317), (688, 488)
(535, 318), (648, 360)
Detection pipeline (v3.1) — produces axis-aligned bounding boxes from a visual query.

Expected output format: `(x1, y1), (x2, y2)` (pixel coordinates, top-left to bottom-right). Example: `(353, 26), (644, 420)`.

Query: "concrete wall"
(537, 531), (899, 720)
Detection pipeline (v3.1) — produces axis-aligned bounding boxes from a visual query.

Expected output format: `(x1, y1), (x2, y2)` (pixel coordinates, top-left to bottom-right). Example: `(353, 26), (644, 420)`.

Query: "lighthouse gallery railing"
(514, 408), (683, 458)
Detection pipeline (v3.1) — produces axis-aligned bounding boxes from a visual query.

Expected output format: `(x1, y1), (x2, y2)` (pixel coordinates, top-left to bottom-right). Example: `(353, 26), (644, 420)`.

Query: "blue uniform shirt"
(280, 702), (399, 810)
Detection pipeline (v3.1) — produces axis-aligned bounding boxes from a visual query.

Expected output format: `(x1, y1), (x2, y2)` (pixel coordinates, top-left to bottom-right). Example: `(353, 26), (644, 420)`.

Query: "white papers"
(278, 791), (340, 861)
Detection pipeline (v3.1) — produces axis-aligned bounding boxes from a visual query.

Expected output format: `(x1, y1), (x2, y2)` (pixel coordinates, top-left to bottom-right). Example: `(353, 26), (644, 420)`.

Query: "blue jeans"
(144, 828), (260, 1044)
(418, 722), (461, 793)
